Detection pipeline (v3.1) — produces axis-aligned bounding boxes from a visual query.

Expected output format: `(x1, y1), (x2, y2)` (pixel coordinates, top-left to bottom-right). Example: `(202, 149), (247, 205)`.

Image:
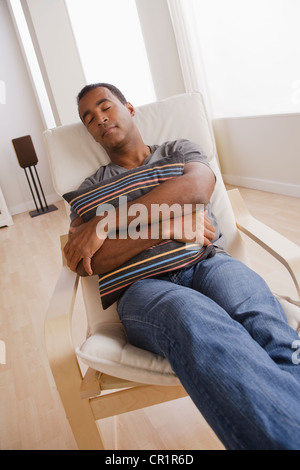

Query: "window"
(190, 0), (300, 118)
(66, 0), (156, 106)
(7, 0), (56, 128)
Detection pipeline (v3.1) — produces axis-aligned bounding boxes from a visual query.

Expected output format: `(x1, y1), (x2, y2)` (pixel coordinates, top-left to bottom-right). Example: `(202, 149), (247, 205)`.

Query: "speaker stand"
(24, 165), (58, 218)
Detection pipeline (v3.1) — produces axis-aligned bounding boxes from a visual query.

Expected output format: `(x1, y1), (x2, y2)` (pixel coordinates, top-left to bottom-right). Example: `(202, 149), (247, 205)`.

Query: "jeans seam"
(122, 317), (173, 358)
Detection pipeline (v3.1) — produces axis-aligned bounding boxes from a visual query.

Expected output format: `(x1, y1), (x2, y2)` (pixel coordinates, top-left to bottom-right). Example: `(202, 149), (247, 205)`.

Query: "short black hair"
(77, 83), (127, 107)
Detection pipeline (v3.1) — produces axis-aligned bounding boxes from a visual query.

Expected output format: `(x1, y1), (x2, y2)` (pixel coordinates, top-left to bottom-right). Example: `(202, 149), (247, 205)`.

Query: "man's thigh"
(192, 253), (287, 321)
(117, 278), (188, 356)
(117, 275), (240, 357)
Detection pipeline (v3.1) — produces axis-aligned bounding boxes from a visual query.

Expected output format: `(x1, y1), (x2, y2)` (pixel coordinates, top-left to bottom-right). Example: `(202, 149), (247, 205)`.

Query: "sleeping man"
(64, 83), (300, 450)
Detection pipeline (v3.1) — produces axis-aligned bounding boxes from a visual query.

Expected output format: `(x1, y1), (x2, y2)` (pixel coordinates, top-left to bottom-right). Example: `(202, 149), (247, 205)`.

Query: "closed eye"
(88, 116), (94, 125)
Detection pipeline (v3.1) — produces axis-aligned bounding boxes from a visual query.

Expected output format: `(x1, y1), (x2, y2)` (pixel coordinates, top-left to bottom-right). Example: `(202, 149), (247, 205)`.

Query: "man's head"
(77, 83), (127, 108)
(77, 83), (139, 156)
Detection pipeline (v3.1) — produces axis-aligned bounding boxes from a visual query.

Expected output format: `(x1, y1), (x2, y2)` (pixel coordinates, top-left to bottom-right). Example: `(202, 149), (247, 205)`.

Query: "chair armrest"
(44, 265), (107, 449)
(45, 265), (81, 383)
(227, 189), (300, 299)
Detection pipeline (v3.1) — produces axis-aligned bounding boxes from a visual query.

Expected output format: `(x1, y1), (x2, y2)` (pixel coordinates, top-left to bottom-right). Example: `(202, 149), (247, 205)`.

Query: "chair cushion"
(76, 323), (180, 385)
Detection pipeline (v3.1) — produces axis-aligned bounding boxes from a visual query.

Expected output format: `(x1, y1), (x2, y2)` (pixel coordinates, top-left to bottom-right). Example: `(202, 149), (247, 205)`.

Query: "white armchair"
(44, 93), (300, 450)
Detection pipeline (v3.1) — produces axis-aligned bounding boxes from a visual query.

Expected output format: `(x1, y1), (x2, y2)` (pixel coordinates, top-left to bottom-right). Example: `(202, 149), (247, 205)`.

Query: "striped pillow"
(63, 153), (215, 309)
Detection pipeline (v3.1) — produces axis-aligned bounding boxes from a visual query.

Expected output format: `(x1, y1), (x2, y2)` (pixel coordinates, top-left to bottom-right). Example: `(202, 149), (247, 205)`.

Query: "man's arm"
(64, 161), (216, 274)
(76, 223), (163, 277)
(115, 161), (215, 228)
(67, 215), (163, 276)
(75, 209), (216, 277)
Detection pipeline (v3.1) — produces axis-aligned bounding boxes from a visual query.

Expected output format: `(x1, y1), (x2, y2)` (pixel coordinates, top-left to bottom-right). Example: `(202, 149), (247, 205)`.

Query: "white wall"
(213, 114), (300, 197)
(0, 0), (59, 216)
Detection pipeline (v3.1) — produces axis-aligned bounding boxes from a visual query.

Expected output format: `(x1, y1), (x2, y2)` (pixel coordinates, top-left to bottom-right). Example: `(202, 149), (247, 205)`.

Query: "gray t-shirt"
(70, 139), (226, 251)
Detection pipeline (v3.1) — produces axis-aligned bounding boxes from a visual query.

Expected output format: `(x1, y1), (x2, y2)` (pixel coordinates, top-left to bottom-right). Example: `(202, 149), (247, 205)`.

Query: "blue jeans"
(118, 253), (300, 450)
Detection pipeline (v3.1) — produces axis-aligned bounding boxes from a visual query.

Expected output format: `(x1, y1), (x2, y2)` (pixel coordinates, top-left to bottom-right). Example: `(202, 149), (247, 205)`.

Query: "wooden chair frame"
(45, 189), (300, 450)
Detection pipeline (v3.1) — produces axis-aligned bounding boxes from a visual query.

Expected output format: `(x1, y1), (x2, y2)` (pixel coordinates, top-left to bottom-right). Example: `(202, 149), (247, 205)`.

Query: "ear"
(125, 102), (135, 117)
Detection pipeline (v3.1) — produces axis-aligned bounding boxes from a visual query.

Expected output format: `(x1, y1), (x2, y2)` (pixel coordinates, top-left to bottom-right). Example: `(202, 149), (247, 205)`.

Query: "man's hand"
(166, 210), (216, 246)
(203, 213), (216, 245)
(64, 217), (107, 275)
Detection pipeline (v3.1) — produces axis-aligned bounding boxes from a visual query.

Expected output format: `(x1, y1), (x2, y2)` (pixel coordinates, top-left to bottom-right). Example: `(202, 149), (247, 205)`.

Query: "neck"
(108, 139), (151, 169)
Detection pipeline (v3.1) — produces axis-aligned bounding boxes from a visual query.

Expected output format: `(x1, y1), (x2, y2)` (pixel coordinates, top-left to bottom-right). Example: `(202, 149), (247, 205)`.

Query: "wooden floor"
(0, 187), (299, 450)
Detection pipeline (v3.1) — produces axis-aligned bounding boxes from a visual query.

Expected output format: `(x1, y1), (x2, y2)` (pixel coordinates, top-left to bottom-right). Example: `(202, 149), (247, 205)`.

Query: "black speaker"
(12, 135), (38, 168)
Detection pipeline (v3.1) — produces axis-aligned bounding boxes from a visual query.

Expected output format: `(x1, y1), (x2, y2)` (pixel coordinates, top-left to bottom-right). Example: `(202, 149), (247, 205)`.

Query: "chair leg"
(62, 394), (106, 450)
(51, 363), (109, 449)
(46, 337), (106, 448)
(53, 367), (106, 449)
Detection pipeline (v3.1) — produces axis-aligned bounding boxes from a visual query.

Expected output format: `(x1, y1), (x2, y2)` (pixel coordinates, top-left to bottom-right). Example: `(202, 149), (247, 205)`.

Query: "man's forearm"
(96, 162), (215, 235)
(76, 209), (216, 277)
(76, 224), (163, 276)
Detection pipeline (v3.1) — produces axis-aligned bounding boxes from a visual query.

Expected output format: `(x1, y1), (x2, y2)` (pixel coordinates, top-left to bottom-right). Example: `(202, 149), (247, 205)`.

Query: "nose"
(96, 111), (109, 126)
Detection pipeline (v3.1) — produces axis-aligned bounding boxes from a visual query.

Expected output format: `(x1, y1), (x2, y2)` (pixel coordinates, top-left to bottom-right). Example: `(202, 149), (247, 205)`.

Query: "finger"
(69, 225), (77, 234)
(82, 257), (93, 276)
(204, 222), (216, 236)
(204, 228), (216, 241)
(203, 237), (211, 246)
(204, 215), (215, 228)
(64, 240), (70, 255)
(68, 251), (82, 273)
(203, 222), (215, 233)
(65, 244), (76, 266)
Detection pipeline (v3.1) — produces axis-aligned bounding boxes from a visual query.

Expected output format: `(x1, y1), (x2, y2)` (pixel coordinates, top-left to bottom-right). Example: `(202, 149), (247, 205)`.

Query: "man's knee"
(119, 280), (202, 341)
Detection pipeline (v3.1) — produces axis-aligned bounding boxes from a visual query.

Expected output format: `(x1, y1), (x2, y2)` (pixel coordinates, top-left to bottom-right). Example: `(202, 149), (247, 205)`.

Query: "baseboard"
(9, 193), (62, 216)
(223, 174), (300, 198)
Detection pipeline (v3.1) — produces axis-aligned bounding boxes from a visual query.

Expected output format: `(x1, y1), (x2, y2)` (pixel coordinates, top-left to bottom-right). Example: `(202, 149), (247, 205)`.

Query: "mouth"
(102, 125), (116, 138)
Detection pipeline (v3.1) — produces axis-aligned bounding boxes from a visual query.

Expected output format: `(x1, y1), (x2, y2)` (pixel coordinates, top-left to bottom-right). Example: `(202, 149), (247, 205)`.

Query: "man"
(65, 83), (300, 450)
